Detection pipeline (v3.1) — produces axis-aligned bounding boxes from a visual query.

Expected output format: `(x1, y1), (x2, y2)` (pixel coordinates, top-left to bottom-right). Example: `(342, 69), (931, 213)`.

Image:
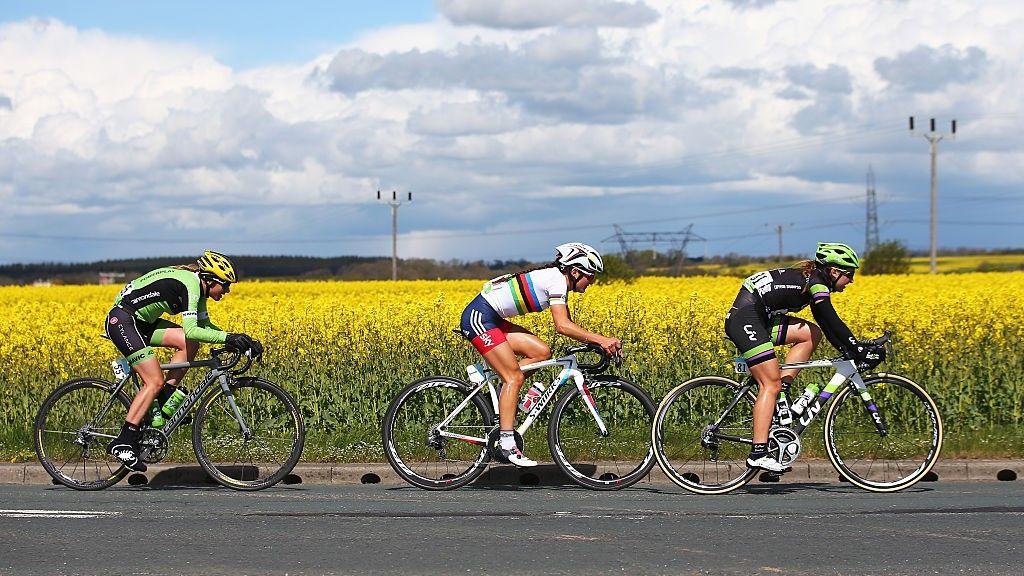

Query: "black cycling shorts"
(723, 290), (790, 368)
(104, 307), (177, 366)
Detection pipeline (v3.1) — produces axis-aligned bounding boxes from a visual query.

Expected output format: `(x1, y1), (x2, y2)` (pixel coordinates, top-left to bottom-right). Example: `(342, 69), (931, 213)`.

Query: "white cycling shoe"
(497, 446), (538, 468)
(746, 454), (786, 473)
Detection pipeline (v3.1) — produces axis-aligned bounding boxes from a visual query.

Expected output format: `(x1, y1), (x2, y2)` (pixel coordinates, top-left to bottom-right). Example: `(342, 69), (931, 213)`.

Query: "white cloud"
(2, 2), (1024, 262)
(437, 0), (660, 30)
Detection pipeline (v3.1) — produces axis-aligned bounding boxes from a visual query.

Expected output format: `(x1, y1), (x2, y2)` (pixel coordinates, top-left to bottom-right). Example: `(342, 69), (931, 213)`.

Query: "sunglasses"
(837, 268), (856, 281)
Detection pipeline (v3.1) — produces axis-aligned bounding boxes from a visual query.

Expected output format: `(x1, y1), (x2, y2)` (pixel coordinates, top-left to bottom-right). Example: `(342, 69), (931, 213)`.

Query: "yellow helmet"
(197, 250), (237, 283)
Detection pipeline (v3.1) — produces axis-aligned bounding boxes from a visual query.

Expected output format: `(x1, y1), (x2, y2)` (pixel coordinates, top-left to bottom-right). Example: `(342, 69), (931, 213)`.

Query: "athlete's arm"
(549, 304), (620, 355)
(182, 278), (228, 344)
(197, 298), (223, 331)
(808, 287), (857, 358)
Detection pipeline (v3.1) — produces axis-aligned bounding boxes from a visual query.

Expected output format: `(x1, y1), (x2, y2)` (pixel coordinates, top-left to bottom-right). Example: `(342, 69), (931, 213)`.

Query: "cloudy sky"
(1, 0), (1021, 264)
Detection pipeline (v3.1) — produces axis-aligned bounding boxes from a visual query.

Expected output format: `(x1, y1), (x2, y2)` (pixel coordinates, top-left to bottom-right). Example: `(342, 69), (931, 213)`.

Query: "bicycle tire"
(34, 378), (132, 490)
(382, 376), (494, 490)
(652, 376), (758, 494)
(193, 377), (305, 491)
(824, 373), (943, 492)
(548, 375), (657, 490)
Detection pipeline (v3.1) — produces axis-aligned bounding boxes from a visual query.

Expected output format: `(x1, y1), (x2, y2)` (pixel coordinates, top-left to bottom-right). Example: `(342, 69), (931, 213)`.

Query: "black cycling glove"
(855, 341), (886, 370)
(225, 332), (256, 353)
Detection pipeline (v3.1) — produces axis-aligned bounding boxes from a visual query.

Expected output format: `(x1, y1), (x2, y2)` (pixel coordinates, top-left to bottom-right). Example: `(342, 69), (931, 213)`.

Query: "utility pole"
(909, 116), (956, 274)
(766, 223), (793, 263)
(377, 189), (412, 281)
(865, 165), (879, 253)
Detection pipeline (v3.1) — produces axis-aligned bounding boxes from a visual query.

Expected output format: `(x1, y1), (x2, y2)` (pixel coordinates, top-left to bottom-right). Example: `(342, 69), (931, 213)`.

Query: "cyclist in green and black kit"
(104, 250), (262, 471)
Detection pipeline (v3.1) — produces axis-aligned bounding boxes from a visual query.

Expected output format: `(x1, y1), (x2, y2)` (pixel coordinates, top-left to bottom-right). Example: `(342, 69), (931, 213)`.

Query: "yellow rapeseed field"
(2, 272), (1023, 459)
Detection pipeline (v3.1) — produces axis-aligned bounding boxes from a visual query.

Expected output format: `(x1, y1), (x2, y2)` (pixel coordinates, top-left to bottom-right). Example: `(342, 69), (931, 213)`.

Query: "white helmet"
(555, 242), (604, 275)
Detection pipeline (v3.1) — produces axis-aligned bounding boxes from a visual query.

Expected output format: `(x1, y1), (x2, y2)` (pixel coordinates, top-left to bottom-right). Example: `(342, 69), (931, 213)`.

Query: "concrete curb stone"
(4, 459), (1021, 487)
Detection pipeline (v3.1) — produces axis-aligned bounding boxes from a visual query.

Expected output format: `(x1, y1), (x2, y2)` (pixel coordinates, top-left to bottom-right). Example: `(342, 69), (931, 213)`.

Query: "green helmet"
(815, 242), (860, 269)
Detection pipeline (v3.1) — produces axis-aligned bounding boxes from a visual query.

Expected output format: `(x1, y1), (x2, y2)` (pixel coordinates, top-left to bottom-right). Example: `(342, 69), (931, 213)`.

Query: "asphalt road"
(1, 481), (1021, 575)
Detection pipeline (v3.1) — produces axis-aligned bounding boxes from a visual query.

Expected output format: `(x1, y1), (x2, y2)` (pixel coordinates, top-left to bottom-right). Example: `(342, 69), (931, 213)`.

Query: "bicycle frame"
(89, 356), (251, 440)
(434, 353), (608, 447)
(716, 357), (888, 444)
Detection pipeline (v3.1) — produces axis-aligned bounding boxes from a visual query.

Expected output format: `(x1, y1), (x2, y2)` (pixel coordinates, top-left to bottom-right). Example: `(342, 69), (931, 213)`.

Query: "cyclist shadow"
(739, 479), (936, 495)
(462, 464), (646, 491)
(122, 466), (305, 491)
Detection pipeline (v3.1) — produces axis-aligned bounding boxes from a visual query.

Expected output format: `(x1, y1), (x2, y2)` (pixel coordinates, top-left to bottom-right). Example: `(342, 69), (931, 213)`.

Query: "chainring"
(487, 427), (524, 463)
(139, 428), (169, 464)
(766, 425), (802, 467)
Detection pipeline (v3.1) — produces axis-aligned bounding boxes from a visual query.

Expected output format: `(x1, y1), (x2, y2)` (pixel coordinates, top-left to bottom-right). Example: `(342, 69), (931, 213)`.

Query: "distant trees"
(862, 240), (911, 275)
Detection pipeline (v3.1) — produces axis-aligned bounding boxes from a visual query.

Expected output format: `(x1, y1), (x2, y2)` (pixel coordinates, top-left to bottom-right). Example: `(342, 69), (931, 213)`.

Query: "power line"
(0, 193), (866, 246)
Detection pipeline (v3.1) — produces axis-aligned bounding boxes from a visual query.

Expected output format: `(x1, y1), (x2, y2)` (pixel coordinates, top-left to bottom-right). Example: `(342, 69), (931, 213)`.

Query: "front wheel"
(652, 376), (758, 494)
(824, 373), (942, 492)
(193, 377), (305, 491)
(34, 378), (132, 490)
(548, 376), (656, 490)
(382, 376), (494, 490)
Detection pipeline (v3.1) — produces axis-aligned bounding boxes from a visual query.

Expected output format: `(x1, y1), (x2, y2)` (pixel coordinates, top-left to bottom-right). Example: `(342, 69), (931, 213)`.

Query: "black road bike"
(35, 347), (305, 491)
(652, 332), (942, 494)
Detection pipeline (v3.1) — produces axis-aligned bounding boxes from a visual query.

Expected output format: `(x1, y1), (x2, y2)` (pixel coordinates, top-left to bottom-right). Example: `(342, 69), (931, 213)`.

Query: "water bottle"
(518, 383), (545, 413)
(149, 398), (165, 428)
(161, 388), (188, 417)
(791, 384), (820, 416)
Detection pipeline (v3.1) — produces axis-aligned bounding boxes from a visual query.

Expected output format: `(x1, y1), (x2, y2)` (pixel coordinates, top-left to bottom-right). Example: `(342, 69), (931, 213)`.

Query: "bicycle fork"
(218, 373), (253, 439)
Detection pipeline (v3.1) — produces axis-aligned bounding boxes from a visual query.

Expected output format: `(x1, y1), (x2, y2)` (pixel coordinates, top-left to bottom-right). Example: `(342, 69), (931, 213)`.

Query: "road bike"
(651, 331), (942, 494)
(34, 346), (305, 491)
(383, 343), (656, 490)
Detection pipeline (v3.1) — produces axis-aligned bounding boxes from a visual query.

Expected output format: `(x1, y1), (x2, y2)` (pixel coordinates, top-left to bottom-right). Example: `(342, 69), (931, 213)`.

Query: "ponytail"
(488, 260), (562, 284)
(794, 260), (816, 277)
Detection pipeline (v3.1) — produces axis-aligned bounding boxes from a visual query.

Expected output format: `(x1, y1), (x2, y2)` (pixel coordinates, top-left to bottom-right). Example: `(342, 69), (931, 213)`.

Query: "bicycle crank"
(139, 428), (169, 463)
(766, 426), (801, 467)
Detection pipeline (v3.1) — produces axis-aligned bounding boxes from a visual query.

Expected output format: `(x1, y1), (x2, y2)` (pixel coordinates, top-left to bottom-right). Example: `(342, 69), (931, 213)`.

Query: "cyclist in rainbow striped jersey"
(459, 243), (621, 467)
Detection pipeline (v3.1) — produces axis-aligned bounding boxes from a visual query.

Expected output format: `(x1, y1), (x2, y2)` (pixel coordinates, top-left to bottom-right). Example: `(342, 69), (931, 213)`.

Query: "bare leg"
(124, 357), (166, 425)
(749, 358), (782, 445)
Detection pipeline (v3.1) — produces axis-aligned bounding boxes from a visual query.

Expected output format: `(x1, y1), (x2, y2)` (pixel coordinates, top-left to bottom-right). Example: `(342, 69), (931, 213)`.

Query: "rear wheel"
(548, 376), (656, 490)
(825, 373), (942, 492)
(34, 378), (131, 490)
(383, 376), (493, 490)
(652, 376), (758, 494)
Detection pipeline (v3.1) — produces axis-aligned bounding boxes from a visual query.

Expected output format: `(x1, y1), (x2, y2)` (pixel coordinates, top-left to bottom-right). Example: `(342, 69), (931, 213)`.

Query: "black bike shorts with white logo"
(105, 307), (160, 366)
(723, 291), (789, 368)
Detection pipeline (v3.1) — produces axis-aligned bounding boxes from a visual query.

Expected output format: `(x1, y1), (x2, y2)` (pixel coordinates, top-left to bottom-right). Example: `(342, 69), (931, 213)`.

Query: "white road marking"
(0, 509), (121, 519)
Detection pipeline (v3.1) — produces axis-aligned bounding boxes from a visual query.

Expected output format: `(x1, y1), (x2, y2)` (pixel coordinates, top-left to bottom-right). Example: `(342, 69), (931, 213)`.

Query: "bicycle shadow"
(738, 479), (935, 495)
(121, 466), (305, 491)
(460, 463), (660, 492)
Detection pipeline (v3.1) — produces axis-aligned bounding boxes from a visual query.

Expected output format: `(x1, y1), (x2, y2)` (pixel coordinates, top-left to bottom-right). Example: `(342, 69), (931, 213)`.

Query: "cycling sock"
(749, 442), (768, 458)
(780, 375), (794, 395)
(499, 430), (516, 450)
(116, 422), (142, 445)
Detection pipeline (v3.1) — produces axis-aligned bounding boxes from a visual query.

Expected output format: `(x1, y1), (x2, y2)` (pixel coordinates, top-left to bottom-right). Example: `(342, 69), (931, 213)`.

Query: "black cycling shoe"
(106, 440), (148, 472)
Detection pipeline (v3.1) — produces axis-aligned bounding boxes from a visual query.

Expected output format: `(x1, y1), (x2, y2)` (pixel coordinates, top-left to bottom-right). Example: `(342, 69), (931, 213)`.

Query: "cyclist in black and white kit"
(104, 251), (262, 471)
(724, 242), (883, 472)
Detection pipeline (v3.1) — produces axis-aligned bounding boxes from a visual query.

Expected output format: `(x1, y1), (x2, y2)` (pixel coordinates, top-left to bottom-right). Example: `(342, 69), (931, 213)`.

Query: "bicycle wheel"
(193, 377), (305, 491)
(548, 375), (656, 490)
(824, 373), (942, 492)
(383, 376), (493, 490)
(652, 376), (758, 494)
(34, 378), (132, 490)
